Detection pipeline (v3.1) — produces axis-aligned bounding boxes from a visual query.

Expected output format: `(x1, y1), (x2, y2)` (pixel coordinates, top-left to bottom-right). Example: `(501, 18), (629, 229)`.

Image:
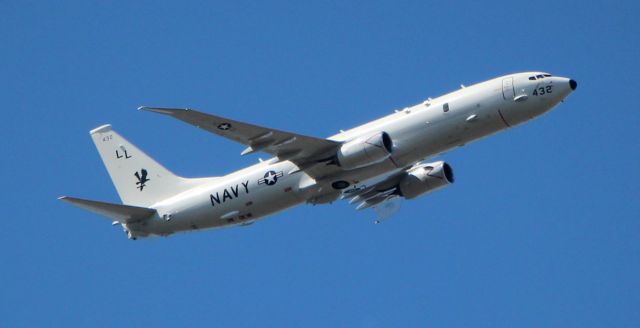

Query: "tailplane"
(59, 196), (156, 223)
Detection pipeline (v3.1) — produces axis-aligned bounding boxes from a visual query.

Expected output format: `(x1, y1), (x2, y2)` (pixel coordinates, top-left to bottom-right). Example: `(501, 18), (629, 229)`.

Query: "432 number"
(532, 85), (553, 96)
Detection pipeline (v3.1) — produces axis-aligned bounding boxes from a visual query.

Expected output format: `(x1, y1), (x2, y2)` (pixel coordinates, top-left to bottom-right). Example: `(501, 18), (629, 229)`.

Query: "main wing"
(140, 107), (340, 172)
(340, 170), (407, 223)
(342, 171), (405, 210)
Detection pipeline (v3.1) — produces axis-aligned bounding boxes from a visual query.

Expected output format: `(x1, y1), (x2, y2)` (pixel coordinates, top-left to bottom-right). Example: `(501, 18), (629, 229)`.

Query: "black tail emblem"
(134, 169), (150, 191)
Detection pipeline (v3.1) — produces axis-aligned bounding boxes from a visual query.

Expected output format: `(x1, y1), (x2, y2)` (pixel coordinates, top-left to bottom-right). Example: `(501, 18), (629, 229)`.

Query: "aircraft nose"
(569, 79), (578, 91)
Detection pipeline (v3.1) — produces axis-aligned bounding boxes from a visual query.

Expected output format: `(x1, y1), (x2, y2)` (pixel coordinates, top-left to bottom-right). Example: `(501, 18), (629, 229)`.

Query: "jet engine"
(398, 161), (454, 199)
(337, 132), (393, 170)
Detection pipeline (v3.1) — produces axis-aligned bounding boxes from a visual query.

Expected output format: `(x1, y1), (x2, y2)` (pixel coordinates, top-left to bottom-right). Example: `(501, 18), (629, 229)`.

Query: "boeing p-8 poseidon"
(60, 72), (577, 239)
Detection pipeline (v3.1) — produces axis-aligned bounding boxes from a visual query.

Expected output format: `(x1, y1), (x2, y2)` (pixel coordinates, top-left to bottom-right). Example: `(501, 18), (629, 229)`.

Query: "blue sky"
(2, 1), (639, 327)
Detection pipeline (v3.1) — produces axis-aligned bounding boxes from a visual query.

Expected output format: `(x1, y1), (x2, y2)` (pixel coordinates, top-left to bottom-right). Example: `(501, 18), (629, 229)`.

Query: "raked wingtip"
(138, 106), (182, 115)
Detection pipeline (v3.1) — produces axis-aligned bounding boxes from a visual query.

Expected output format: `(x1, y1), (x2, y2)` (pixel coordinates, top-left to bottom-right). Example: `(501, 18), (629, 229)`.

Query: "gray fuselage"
(130, 72), (575, 237)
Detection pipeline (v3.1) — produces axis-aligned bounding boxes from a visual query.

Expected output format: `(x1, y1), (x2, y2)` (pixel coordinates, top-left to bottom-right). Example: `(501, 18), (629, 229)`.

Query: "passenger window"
(443, 103), (449, 112)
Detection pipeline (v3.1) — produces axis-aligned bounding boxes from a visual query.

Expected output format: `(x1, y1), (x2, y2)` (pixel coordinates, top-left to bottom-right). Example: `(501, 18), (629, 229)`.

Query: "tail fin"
(90, 124), (213, 207)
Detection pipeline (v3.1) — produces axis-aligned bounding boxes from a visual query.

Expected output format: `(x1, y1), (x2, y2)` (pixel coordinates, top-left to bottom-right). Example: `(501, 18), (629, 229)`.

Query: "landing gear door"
(502, 77), (515, 100)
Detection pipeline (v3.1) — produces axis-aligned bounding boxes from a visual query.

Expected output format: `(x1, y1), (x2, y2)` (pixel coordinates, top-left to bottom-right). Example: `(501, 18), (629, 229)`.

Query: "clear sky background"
(2, 1), (639, 327)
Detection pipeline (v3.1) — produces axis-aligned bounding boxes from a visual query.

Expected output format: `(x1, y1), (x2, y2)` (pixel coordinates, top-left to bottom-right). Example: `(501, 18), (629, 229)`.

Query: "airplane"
(60, 72), (577, 239)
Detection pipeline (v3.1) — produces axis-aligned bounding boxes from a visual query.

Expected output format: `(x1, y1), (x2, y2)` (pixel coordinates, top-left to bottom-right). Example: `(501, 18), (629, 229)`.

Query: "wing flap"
(59, 196), (156, 223)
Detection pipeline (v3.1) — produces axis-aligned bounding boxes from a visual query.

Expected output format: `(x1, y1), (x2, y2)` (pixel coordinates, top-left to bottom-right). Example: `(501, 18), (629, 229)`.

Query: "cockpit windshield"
(528, 73), (552, 80)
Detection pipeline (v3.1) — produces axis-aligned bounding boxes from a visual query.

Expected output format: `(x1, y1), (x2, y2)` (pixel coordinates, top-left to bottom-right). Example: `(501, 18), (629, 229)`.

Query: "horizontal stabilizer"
(59, 196), (156, 223)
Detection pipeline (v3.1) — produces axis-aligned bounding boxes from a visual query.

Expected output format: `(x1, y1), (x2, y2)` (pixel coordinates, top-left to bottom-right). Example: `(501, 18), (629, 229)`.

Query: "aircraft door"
(502, 77), (515, 100)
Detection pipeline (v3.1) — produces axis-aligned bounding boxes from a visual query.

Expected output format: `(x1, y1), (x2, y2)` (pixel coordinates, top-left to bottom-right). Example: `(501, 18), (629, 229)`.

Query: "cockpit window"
(529, 74), (551, 80)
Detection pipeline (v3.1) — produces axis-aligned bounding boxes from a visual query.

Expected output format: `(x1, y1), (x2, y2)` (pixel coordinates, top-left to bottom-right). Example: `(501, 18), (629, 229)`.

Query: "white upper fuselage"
(129, 72), (576, 237)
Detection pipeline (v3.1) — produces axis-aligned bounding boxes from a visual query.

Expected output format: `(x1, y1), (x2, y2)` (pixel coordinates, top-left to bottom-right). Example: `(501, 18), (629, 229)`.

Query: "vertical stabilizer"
(90, 125), (211, 207)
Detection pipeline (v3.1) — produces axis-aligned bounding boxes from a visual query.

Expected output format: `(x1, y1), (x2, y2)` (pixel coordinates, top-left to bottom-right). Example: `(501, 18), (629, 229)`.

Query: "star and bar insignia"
(258, 170), (283, 186)
(217, 122), (232, 130)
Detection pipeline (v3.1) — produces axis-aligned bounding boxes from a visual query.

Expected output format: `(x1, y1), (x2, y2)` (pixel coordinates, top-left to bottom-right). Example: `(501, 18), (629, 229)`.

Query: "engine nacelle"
(398, 161), (454, 199)
(337, 132), (393, 170)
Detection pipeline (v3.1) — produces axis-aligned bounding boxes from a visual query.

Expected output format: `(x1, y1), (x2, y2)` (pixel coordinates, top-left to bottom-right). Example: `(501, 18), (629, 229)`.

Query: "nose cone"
(569, 79), (578, 90)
